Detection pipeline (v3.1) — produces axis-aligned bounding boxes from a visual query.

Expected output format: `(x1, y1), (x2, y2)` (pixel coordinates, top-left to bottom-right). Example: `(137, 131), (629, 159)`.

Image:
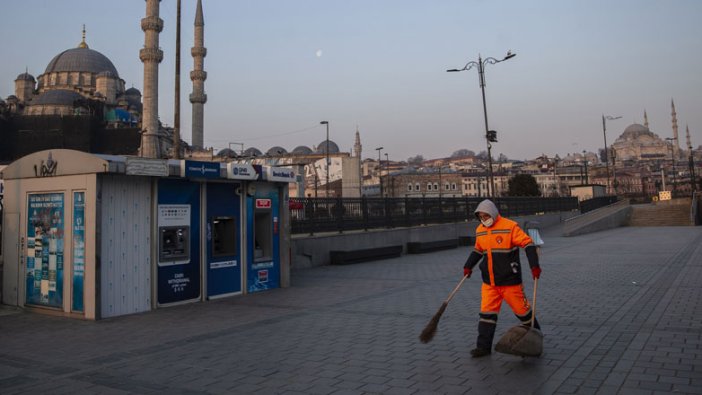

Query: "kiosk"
(1, 150), (291, 319)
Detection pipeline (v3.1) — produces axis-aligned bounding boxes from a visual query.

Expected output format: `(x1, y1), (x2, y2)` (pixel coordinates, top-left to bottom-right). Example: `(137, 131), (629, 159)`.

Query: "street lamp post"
(320, 121), (330, 197)
(384, 153), (390, 197)
(376, 147), (383, 197)
(687, 136), (697, 192)
(602, 115), (622, 194)
(582, 150), (589, 184)
(448, 50), (516, 198)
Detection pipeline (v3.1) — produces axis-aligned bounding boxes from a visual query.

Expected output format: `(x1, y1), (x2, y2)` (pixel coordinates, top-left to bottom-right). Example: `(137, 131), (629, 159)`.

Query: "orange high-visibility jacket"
(464, 215), (539, 286)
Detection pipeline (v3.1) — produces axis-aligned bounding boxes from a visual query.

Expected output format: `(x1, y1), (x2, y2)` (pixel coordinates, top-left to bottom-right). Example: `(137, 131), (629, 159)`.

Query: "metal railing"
(290, 196), (578, 235)
(579, 195), (619, 214)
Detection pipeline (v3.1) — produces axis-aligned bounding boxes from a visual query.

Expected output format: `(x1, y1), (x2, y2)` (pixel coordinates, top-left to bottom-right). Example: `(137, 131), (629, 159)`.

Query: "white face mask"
(480, 217), (494, 227)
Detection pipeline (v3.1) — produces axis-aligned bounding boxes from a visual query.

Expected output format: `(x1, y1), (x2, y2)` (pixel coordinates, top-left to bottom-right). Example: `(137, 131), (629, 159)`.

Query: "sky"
(1, 0), (701, 162)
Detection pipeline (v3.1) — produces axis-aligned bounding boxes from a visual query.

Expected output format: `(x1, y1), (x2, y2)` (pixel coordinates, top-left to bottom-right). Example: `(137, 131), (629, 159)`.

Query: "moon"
(315, 49), (323, 58)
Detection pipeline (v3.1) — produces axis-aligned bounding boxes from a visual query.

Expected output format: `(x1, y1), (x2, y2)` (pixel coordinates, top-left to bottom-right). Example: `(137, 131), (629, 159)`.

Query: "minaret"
(140, 0), (164, 158)
(353, 126), (362, 158)
(354, 126), (363, 197)
(671, 99), (680, 159)
(190, 0), (207, 149)
(643, 109), (649, 129)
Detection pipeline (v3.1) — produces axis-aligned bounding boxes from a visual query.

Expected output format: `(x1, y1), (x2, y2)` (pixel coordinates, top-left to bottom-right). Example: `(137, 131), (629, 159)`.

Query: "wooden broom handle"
(446, 274), (469, 303)
(531, 278), (538, 327)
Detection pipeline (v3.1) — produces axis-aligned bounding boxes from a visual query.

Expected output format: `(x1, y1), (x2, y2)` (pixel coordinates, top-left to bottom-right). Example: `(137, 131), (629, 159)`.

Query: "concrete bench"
(329, 245), (403, 265)
(407, 239), (458, 254)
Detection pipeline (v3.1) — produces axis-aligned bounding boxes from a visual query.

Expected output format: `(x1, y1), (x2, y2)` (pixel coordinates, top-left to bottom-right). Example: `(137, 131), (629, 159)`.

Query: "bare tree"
(451, 149), (475, 158)
(407, 154), (424, 166)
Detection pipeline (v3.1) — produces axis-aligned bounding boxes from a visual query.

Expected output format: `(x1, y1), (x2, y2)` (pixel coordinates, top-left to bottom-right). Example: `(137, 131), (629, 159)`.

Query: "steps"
(628, 199), (692, 226)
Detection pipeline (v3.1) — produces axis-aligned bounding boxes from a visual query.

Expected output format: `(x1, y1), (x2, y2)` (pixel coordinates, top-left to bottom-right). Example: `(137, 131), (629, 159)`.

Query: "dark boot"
(473, 319), (496, 357)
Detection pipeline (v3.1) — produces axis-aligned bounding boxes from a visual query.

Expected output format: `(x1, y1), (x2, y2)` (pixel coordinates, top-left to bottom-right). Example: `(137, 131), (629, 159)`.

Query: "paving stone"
(1, 227), (701, 395)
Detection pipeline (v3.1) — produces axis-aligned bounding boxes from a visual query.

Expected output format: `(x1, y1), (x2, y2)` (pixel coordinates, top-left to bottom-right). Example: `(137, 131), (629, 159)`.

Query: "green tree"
(507, 174), (541, 197)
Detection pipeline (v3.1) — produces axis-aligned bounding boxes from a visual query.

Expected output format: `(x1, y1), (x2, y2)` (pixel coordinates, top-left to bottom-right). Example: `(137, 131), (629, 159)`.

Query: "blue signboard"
(206, 183), (242, 298)
(26, 193), (65, 308)
(183, 160), (221, 179)
(157, 179), (201, 304)
(72, 191), (85, 312)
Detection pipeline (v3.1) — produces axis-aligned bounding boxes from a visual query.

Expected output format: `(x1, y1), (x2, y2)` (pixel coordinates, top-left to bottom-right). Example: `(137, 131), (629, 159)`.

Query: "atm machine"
(246, 182), (280, 293)
(156, 179), (201, 305)
(205, 182), (242, 298)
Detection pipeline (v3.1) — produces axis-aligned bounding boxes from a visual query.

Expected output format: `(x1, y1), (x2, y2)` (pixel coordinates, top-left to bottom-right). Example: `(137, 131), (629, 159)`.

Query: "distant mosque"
(3, 26), (141, 124)
(0, 0), (208, 161)
(612, 102), (692, 165)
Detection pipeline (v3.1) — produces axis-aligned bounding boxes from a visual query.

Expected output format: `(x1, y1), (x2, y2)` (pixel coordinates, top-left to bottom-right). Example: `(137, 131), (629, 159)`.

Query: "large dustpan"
(494, 278), (543, 357)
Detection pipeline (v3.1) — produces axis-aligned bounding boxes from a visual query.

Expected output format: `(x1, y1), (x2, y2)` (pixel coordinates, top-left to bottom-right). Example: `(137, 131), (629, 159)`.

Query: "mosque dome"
(242, 147), (263, 157)
(44, 47), (119, 77)
(30, 89), (84, 106)
(292, 145), (313, 155)
(125, 87), (141, 96)
(216, 148), (237, 158)
(315, 140), (339, 154)
(266, 146), (288, 156)
(618, 124), (657, 141)
(15, 72), (35, 82)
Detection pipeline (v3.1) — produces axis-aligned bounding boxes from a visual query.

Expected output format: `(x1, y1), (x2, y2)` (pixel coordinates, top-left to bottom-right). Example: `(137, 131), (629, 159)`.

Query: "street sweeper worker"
(463, 199), (541, 358)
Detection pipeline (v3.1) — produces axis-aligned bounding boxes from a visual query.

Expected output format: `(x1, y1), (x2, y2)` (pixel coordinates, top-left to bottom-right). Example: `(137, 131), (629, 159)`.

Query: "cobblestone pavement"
(1, 226), (701, 394)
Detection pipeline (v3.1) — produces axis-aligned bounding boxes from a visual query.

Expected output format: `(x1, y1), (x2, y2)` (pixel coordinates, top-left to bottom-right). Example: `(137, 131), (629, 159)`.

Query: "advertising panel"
(72, 191), (85, 312)
(26, 193), (64, 308)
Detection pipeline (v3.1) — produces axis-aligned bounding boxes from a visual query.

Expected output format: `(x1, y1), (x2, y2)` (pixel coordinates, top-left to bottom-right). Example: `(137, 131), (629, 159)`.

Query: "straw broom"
(419, 274), (469, 343)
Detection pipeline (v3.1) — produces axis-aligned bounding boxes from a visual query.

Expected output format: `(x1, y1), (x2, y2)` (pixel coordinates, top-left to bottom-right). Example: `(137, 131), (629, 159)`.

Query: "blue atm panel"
(246, 186), (280, 293)
(206, 183), (242, 298)
(157, 179), (201, 304)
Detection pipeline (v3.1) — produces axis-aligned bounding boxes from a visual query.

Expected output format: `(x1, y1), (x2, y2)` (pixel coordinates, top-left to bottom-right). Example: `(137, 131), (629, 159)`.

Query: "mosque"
(0, 0), (211, 162)
(611, 104), (695, 166)
(6, 28), (140, 121)
(0, 27), (148, 162)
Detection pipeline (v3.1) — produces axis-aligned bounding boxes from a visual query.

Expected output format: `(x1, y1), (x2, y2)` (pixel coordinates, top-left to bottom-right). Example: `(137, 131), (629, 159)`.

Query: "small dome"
(292, 145), (313, 155)
(242, 147), (263, 157)
(216, 148), (237, 158)
(315, 140), (340, 154)
(44, 47), (119, 77)
(125, 87), (141, 96)
(266, 146), (288, 156)
(29, 89), (84, 106)
(16, 72), (35, 82)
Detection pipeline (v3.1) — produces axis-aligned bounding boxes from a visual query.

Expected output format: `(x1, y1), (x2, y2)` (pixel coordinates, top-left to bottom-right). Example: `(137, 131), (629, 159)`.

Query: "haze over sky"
(1, 0), (701, 162)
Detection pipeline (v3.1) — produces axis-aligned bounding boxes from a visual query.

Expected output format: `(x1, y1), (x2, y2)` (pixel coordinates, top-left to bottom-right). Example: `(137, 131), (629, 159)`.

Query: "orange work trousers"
(480, 283), (531, 318)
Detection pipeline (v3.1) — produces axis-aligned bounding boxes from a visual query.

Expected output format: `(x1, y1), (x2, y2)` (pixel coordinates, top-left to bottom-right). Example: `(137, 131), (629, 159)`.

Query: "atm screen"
(159, 226), (190, 262)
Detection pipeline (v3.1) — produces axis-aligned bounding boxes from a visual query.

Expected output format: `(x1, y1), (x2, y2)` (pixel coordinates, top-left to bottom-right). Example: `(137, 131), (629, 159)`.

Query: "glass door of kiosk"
(206, 183), (242, 298)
